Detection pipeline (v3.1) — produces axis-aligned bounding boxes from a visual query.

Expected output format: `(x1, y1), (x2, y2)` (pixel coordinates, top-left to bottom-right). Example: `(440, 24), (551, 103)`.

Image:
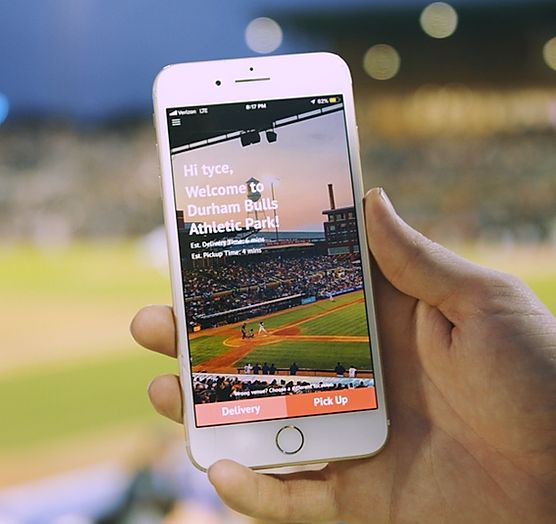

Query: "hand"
(131, 188), (556, 523)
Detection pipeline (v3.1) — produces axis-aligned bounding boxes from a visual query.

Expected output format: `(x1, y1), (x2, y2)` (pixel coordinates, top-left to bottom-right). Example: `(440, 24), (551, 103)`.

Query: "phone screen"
(165, 95), (378, 427)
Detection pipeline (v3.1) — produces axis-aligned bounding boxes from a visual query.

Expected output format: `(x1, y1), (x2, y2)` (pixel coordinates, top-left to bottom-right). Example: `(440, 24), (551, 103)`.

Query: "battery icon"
(329, 97), (338, 103)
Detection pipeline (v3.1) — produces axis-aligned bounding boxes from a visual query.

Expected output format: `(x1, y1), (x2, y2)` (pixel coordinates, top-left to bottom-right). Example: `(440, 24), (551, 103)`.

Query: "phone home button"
(275, 425), (304, 455)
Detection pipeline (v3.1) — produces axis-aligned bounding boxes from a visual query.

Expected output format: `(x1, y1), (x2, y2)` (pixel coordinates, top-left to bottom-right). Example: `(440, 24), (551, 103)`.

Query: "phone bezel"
(153, 52), (388, 471)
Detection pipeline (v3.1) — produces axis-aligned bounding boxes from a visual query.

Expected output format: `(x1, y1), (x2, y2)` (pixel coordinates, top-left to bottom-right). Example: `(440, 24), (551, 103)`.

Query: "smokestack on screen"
(328, 183), (336, 210)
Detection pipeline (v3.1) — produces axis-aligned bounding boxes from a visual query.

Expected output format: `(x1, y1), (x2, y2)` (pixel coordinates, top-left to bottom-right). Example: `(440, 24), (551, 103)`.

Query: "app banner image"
(167, 96), (377, 426)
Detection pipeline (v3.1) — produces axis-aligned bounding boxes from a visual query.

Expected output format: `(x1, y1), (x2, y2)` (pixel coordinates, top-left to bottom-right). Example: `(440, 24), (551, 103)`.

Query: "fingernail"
(364, 187), (381, 203)
(378, 187), (394, 211)
(147, 378), (155, 397)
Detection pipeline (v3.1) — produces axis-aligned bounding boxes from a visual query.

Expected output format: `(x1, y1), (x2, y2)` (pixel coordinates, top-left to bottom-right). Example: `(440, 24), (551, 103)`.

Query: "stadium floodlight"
(240, 130), (261, 147)
(265, 130), (277, 143)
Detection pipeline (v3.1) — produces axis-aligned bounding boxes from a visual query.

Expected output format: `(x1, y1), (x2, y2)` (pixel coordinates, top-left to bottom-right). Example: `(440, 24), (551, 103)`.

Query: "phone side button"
(275, 425), (304, 455)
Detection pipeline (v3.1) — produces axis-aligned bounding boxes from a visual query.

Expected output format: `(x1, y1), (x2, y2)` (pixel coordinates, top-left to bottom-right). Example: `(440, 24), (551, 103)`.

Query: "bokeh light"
(363, 44), (400, 80)
(420, 2), (458, 39)
(0, 92), (9, 124)
(543, 37), (556, 71)
(245, 17), (283, 54)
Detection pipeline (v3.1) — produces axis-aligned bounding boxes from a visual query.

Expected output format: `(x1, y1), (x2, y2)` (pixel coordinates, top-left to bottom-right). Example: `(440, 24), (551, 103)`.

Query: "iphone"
(152, 52), (388, 470)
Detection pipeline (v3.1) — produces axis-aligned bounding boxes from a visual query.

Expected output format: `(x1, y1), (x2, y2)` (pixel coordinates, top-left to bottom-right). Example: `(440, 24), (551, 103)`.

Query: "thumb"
(208, 459), (338, 522)
(364, 187), (483, 318)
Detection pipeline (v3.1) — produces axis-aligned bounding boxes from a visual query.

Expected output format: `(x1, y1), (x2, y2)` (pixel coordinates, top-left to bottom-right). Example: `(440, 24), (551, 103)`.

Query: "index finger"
(130, 304), (177, 358)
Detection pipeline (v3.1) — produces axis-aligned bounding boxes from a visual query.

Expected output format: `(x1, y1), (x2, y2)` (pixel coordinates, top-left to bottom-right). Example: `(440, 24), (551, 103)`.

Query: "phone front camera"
(215, 80), (222, 86)
(249, 67), (254, 71)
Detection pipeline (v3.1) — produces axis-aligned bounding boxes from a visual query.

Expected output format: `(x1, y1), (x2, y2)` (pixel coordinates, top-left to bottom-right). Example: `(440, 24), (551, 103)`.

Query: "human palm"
(321, 271), (555, 523)
(131, 188), (556, 523)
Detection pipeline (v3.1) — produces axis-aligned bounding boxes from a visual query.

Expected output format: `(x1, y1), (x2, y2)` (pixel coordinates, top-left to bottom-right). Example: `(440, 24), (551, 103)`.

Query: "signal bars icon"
(169, 109), (181, 126)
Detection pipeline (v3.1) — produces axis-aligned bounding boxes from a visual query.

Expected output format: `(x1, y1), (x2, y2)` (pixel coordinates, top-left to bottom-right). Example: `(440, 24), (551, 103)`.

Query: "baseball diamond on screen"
(167, 95), (377, 425)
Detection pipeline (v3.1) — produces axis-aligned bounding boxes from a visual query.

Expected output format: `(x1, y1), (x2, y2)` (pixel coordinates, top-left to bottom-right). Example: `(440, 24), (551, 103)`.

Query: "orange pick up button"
(286, 387), (377, 417)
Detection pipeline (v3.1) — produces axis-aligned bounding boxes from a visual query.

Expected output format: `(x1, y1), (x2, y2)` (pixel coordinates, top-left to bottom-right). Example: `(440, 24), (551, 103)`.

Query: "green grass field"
(0, 242), (174, 453)
(231, 297), (371, 369)
(236, 341), (371, 370)
(0, 351), (173, 451)
(189, 335), (229, 365)
(0, 242), (554, 455)
(0, 241), (170, 302)
(188, 292), (369, 370)
(298, 297), (368, 337)
(253, 291), (361, 330)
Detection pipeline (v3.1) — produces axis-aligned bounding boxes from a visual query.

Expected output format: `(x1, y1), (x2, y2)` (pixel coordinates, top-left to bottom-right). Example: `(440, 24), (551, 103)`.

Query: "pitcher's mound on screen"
(190, 291), (372, 378)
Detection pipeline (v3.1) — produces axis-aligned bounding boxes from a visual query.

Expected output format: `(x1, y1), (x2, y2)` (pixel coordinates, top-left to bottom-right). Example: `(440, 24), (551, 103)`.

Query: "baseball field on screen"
(189, 290), (372, 374)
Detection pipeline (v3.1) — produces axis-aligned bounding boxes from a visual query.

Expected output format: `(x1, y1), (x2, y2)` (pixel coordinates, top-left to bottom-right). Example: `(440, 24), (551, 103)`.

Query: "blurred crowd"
(361, 132), (556, 244)
(0, 121), (159, 243)
(2, 121), (556, 245)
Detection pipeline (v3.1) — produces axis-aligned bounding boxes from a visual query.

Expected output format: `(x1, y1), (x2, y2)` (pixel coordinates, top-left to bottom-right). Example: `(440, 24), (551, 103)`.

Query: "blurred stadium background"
(1, 1), (555, 522)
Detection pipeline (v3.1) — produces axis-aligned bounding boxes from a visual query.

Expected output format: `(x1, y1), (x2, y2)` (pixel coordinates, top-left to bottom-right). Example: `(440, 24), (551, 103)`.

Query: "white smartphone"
(153, 52), (388, 471)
